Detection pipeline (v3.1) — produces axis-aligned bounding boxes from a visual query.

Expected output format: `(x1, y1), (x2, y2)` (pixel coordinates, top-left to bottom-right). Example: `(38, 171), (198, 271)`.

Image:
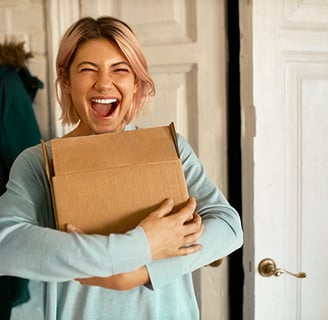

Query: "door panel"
(285, 59), (328, 319)
(240, 1), (328, 319)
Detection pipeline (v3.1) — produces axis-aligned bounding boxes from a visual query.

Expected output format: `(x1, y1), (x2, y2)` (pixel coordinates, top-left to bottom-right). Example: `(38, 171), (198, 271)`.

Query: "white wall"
(0, 0), (51, 140)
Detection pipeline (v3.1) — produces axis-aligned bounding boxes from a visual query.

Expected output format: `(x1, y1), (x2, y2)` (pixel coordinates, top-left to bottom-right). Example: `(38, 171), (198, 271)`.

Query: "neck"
(63, 120), (127, 138)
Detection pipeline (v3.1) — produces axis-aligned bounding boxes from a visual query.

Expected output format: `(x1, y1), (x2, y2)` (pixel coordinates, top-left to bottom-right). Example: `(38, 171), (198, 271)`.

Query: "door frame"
(239, 1), (256, 318)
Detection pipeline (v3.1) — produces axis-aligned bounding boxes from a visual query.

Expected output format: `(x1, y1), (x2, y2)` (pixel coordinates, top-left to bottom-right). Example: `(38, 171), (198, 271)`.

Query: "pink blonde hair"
(55, 16), (155, 125)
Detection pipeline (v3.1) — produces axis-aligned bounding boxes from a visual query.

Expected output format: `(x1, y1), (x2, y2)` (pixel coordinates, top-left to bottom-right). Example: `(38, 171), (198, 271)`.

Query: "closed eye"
(111, 62), (132, 74)
(113, 67), (131, 74)
(80, 68), (97, 73)
(76, 61), (98, 73)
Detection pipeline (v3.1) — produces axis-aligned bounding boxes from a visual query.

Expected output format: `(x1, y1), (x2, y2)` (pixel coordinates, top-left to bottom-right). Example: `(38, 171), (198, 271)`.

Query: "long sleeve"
(146, 134), (243, 290)
(0, 145), (151, 282)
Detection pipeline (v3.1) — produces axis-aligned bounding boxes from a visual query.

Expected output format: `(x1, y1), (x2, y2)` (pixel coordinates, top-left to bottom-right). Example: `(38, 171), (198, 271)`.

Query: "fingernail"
(66, 223), (76, 232)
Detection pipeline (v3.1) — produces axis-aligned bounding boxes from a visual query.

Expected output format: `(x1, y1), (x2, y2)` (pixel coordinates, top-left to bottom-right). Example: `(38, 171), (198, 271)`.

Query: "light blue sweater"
(0, 127), (243, 319)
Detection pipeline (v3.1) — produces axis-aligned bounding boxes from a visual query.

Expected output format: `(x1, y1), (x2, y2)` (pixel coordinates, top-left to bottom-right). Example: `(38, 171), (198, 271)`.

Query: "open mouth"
(91, 98), (119, 117)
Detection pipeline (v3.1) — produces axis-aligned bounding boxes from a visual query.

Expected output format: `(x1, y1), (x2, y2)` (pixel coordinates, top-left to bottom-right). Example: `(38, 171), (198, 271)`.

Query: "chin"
(92, 124), (121, 135)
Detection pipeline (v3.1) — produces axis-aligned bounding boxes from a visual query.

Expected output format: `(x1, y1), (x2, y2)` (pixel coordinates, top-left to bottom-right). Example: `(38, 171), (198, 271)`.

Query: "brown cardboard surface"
(43, 123), (189, 235)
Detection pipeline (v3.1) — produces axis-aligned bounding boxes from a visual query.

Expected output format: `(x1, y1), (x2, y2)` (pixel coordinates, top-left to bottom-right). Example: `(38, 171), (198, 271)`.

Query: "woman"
(0, 16), (243, 319)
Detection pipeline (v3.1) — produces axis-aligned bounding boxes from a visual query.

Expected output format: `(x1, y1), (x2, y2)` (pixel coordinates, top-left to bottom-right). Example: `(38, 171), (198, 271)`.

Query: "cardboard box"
(41, 123), (189, 235)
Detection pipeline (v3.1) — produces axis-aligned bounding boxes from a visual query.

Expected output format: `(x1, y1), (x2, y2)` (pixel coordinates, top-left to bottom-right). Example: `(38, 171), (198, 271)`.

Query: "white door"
(240, 1), (328, 319)
(46, 0), (231, 319)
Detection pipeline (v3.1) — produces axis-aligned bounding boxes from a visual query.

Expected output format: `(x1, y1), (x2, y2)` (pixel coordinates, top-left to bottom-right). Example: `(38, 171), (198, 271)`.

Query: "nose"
(94, 72), (113, 93)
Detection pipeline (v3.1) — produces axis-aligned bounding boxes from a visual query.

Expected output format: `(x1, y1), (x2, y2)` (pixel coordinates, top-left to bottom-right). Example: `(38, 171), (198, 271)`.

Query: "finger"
(152, 198), (174, 218)
(172, 197), (197, 223)
(65, 223), (76, 233)
(182, 224), (205, 245)
(183, 197), (197, 221)
(182, 214), (203, 236)
(76, 279), (88, 285)
(75, 277), (96, 284)
(184, 212), (202, 225)
(184, 197), (197, 213)
(65, 223), (83, 234)
(178, 244), (203, 256)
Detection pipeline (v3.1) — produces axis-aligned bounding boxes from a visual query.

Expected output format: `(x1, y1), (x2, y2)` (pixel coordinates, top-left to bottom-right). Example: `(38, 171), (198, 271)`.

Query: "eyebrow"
(76, 61), (131, 68)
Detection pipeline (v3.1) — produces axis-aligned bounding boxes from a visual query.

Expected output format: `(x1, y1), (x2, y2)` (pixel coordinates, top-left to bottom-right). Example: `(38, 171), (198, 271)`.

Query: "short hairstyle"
(55, 16), (155, 125)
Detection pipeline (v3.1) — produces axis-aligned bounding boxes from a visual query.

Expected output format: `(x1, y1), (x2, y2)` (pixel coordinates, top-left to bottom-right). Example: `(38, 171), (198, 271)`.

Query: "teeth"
(92, 98), (117, 104)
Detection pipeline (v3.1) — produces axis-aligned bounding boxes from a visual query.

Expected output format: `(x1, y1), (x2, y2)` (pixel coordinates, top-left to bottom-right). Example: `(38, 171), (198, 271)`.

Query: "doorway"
(227, 1), (244, 319)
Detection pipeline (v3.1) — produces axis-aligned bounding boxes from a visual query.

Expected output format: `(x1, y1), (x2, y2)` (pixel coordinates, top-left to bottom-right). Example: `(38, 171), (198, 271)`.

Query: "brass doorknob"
(258, 258), (306, 279)
(208, 259), (223, 267)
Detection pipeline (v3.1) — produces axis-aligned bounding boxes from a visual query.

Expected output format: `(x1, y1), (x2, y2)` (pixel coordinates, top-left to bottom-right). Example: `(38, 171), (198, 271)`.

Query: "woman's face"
(65, 38), (137, 135)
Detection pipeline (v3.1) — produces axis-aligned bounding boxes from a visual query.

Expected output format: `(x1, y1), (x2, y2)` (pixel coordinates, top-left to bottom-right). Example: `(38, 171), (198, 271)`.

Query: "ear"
(61, 76), (71, 93)
(133, 80), (138, 94)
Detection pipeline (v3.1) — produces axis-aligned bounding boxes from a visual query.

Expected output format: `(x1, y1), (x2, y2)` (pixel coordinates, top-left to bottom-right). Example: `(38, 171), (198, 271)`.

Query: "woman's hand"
(65, 197), (204, 289)
(138, 197), (204, 260)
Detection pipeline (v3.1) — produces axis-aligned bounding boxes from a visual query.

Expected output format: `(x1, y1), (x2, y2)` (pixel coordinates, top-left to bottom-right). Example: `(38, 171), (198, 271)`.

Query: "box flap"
(51, 123), (179, 176)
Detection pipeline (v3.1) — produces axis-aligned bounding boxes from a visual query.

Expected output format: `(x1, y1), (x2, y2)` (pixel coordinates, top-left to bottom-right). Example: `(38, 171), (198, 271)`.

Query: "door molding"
(44, 0), (80, 137)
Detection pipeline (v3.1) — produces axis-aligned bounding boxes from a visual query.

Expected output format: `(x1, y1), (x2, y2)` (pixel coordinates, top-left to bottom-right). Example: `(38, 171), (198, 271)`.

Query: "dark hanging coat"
(0, 64), (42, 317)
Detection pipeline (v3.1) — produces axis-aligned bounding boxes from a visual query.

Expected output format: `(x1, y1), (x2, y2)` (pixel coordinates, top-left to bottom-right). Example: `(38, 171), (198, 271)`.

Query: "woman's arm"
(76, 266), (150, 290)
(66, 222), (150, 290)
(69, 198), (204, 290)
(72, 134), (243, 291)
(0, 145), (204, 283)
(144, 134), (243, 290)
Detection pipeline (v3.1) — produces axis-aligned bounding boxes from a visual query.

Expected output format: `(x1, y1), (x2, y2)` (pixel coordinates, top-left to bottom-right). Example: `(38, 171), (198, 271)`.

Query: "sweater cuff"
(109, 226), (151, 274)
(145, 257), (186, 290)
